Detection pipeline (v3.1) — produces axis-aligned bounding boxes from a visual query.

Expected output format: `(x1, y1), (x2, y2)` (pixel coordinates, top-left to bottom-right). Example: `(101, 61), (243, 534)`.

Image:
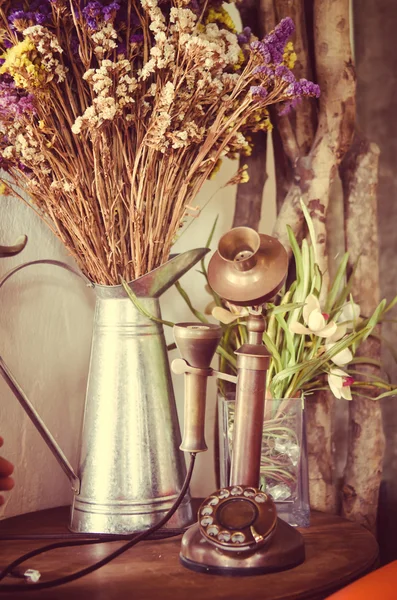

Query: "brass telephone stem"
(247, 312), (266, 345)
(230, 315), (270, 488)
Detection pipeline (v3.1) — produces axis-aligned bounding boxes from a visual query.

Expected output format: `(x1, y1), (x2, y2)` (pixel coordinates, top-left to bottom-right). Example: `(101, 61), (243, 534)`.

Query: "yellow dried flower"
(240, 164), (249, 183)
(225, 164), (250, 186)
(233, 48), (245, 71)
(283, 41), (297, 69)
(246, 108), (273, 133)
(0, 38), (45, 89)
(209, 158), (222, 180)
(206, 7), (236, 33)
(258, 109), (273, 132)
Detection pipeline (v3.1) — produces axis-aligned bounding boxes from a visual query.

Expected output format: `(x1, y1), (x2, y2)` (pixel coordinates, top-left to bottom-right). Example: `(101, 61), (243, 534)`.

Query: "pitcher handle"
(0, 259), (92, 494)
(0, 259), (94, 290)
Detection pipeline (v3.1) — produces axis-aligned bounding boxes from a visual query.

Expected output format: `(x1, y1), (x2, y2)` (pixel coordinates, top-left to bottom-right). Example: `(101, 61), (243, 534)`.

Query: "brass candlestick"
(172, 227), (305, 576)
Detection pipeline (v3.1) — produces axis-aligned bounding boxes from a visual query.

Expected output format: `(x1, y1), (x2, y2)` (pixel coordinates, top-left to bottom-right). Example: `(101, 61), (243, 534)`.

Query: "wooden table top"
(0, 506), (379, 600)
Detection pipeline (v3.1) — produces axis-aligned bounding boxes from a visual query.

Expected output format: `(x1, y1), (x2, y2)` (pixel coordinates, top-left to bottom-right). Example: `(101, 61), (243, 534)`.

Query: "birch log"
(306, 391), (337, 513)
(275, 0), (355, 514)
(301, 0), (355, 513)
(272, 0), (355, 274)
(340, 133), (385, 534)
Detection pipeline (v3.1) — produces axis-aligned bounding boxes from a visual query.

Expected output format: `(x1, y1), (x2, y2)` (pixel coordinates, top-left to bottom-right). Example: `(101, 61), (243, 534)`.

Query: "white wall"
(0, 154), (275, 519)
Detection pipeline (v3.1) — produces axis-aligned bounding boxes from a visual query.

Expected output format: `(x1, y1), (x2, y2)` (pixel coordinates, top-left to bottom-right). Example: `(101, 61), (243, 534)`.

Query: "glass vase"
(218, 393), (310, 527)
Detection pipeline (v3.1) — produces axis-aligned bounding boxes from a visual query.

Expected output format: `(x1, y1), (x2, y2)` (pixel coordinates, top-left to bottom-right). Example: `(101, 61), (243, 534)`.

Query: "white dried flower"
(91, 23), (118, 58)
(2, 146), (14, 159)
(139, 58), (156, 80)
(23, 25), (68, 82)
(71, 117), (83, 135)
(170, 8), (197, 32)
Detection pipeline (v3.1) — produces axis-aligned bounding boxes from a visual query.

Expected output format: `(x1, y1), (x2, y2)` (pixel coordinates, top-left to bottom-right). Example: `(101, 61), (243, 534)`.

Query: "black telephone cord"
(0, 453), (196, 592)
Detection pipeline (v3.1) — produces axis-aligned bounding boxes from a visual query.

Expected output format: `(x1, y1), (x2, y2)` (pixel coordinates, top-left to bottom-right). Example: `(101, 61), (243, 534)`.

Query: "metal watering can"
(0, 248), (208, 534)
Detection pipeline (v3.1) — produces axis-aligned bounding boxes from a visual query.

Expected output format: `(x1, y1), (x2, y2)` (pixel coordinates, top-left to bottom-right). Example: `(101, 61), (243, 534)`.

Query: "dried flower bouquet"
(0, 1), (319, 284)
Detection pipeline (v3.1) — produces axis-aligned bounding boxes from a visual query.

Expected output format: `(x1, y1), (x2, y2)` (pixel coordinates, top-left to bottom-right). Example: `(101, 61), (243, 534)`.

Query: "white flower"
(325, 323), (353, 366)
(339, 300), (361, 328)
(289, 294), (337, 338)
(211, 304), (249, 325)
(328, 368), (354, 400)
(324, 299), (360, 365)
(325, 341), (353, 366)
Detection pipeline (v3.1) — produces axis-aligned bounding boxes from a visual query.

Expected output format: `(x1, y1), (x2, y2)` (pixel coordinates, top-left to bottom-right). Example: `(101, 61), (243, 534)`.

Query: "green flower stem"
(120, 278), (175, 328)
(217, 344), (237, 369)
(174, 280), (209, 323)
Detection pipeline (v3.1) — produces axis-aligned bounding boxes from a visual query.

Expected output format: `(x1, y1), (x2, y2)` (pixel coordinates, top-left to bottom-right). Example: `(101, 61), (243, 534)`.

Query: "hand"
(0, 437), (14, 505)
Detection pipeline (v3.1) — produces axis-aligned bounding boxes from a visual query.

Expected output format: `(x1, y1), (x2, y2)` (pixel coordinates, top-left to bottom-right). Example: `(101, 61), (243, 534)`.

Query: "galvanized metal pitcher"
(0, 249), (207, 534)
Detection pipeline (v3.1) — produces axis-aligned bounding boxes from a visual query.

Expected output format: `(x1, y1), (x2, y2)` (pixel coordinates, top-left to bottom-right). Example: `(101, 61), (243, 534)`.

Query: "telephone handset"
(173, 227), (305, 576)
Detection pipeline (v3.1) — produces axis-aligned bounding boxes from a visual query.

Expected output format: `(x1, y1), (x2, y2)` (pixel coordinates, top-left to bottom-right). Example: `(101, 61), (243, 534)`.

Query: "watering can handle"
(0, 259), (93, 290)
(0, 259), (92, 494)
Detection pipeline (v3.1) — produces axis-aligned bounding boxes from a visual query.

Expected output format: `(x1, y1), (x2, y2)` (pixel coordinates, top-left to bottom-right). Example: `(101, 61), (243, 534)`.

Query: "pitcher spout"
(127, 248), (209, 297)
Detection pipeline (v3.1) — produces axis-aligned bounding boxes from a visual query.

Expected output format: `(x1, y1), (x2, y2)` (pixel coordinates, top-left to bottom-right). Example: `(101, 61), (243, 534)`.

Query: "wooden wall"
(353, 0), (397, 563)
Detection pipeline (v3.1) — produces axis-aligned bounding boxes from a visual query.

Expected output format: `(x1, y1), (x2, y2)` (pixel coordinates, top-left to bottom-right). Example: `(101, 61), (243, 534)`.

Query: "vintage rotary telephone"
(172, 227), (305, 576)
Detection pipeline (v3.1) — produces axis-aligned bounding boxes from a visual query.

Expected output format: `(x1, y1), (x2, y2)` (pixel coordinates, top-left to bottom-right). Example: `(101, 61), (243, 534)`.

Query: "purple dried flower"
(85, 16), (98, 29)
(117, 42), (126, 56)
(18, 161), (32, 173)
(253, 65), (274, 78)
(102, 1), (120, 21)
(0, 75), (36, 119)
(16, 95), (36, 115)
(130, 33), (144, 44)
(83, 1), (103, 17)
(279, 97), (300, 116)
(286, 78), (320, 98)
(299, 79), (321, 97)
(250, 40), (271, 64)
(251, 17), (295, 65)
(8, 1), (52, 29)
(238, 26), (252, 44)
(35, 12), (48, 24)
(8, 9), (31, 28)
(188, 0), (200, 13)
(70, 35), (80, 57)
(82, 1), (103, 29)
(0, 73), (15, 88)
(275, 65), (295, 83)
(250, 86), (268, 100)
(279, 77), (320, 115)
(82, 0), (121, 28)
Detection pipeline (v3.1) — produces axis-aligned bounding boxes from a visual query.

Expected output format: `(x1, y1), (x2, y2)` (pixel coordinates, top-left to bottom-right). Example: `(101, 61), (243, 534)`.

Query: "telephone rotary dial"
(198, 486), (277, 553)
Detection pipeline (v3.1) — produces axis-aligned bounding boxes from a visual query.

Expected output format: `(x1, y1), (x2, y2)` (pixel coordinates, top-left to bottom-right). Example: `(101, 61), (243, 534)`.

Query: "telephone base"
(180, 518), (305, 576)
